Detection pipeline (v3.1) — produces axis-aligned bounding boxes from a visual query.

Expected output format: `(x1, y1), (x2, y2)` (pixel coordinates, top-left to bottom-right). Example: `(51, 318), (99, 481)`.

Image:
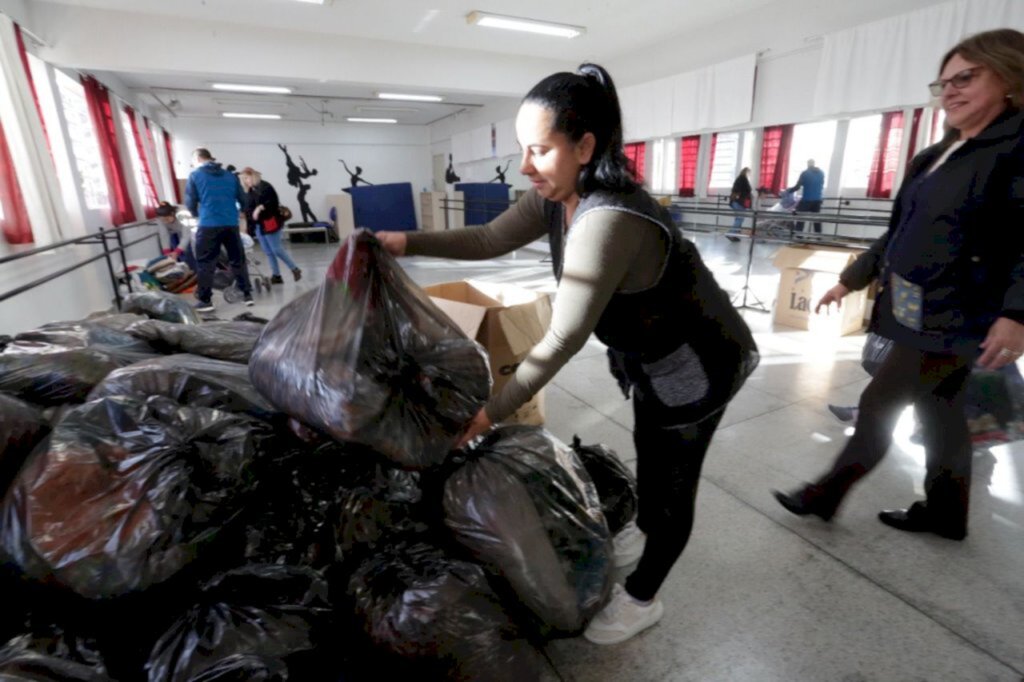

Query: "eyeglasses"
(928, 67), (984, 97)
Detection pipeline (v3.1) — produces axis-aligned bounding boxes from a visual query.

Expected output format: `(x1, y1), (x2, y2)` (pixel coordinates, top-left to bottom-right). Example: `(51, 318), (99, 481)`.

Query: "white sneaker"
(583, 583), (664, 645)
(612, 519), (646, 567)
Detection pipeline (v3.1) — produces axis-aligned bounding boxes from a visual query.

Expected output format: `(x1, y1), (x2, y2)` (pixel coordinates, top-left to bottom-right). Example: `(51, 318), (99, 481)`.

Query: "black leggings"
(624, 403), (724, 602)
(818, 342), (972, 528)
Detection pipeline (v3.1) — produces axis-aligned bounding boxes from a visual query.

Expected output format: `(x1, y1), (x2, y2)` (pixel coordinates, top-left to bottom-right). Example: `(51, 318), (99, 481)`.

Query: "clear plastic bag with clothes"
(348, 540), (542, 682)
(121, 291), (201, 325)
(443, 425), (613, 634)
(1, 395), (272, 598)
(127, 320), (265, 364)
(87, 354), (280, 423)
(145, 565), (331, 682)
(569, 435), (637, 535)
(248, 230), (491, 469)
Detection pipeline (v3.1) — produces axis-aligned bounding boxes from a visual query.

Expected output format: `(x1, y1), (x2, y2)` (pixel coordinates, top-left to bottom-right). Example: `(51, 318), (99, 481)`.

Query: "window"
(649, 138), (676, 195)
(708, 131), (739, 191)
(840, 114), (882, 190)
(759, 125), (793, 194)
(54, 69), (109, 210)
(786, 120), (837, 188)
(677, 135), (700, 196)
(624, 142), (645, 184)
(740, 130), (756, 177)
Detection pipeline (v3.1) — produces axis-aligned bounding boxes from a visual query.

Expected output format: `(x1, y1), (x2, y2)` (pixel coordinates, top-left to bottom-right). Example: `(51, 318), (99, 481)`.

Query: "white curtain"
(494, 117), (517, 158)
(622, 54), (756, 141)
(0, 15), (68, 244)
(814, 0), (1024, 116)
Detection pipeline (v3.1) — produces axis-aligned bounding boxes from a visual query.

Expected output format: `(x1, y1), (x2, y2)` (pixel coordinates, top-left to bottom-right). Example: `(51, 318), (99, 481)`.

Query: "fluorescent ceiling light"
(347, 117), (397, 124)
(357, 105), (420, 114)
(211, 83), (292, 94)
(466, 11), (584, 38)
(293, 0), (328, 4)
(378, 92), (443, 102)
(222, 112), (282, 120)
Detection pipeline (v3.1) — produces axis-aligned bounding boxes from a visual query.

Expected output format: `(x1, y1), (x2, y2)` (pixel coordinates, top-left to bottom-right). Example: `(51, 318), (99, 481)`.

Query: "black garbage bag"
(443, 426), (612, 634)
(0, 349), (136, 406)
(348, 541), (541, 682)
(0, 631), (110, 681)
(1, 395), (271, 598)
(146, 565), (331, 682)
(5, 314), (152, 356)
(248, 230), (491, 469)
(121, 291), (201, 325)
(569, 435), (637, 535)
(87, 355), (280, 423)
(127, 320), (264, 364)
(240, 442), (425, 569)
(1, 394), (50, 494)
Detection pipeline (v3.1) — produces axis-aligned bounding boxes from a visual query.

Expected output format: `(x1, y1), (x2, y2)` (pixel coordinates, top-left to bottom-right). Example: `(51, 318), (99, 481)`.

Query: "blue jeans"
(257, 227), (299, 276)
(729, 201), (747, 233)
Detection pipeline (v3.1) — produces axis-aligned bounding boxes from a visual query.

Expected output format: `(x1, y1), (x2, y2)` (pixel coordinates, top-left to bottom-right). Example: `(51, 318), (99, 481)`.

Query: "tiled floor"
(224, 231), (1024, 682)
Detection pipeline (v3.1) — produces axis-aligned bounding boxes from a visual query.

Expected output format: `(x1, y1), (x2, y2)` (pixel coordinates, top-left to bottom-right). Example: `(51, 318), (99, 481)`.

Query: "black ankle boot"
(270, 274), (284, 285)
(292, 268), (302, 282)
(773, 484), (840, 521)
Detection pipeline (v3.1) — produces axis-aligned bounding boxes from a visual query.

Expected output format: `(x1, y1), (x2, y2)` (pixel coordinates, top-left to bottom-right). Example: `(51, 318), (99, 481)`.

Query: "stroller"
(758, 189), (800, 237)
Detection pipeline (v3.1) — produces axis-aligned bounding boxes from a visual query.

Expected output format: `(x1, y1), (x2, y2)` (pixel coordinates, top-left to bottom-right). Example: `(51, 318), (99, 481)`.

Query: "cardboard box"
(424, 280), (553, 425)
(772, 245), (867, 336)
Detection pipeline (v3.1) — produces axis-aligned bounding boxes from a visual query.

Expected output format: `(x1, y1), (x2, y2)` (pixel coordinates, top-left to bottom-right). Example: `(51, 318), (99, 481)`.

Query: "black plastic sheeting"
(443, 426), (612, 634)
(239, 443), (426, 570)
(4, 315), (152, 356)
(145, 565), (332, 682)
(121, 292), (201, 326)
(0, 393), (50, 494)
(248, 231), (491, 469)
(348, 540), (541, 682)
(570, 436), (638, 535)
(127, 320), (265, 364)
(1, 395), (273, 598)
(87, 355), (280, 424)
(0, 349), (139, 406)
(0, 631), (111, 682)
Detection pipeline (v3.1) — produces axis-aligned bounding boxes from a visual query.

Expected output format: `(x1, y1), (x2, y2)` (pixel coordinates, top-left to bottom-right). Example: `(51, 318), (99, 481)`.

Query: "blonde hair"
(941, 28), (1024, 110)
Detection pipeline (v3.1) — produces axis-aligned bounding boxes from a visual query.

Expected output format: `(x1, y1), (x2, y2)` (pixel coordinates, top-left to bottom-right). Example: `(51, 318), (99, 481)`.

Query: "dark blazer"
(730, 174), (752, 205)
(840, 109), (1024, 353)
(243, 180), (281, 228)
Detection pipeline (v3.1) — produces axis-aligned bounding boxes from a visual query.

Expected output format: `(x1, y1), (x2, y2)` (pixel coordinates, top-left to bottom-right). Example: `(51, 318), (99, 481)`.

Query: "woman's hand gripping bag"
(248, 231), (491, 469)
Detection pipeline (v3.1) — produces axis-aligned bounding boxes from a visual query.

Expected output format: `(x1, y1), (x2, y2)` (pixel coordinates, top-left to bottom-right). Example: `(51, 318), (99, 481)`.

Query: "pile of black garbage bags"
(0, 231), (638, 681)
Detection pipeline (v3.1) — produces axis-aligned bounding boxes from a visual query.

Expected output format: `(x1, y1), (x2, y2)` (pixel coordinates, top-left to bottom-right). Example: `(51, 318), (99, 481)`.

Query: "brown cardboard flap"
(497, 301), (550, 356)
(428, 296), (488, 339)
(423, 281), (502, 308)
(772, 245), (858, 274)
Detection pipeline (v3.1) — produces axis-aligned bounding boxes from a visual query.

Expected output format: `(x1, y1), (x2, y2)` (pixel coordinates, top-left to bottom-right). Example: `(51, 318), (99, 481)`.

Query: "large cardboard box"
(772, 245), (867, 336)
(424, 280), (553, 425)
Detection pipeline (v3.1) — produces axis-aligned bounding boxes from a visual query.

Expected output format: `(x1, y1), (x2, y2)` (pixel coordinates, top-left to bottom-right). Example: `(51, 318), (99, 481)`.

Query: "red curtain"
(124, 106), (159, 218)
(14, 23), (52, 158)
(759, 124), (793, 194)
(163, 128), (182, 203)
(624, 142), (645, 184)
(903, 108), (923, 173)
(867, 111), (904, 198)
(0, 119), (32, 244)
(677, 135), (700, 196)
(81, 75), (136, 225)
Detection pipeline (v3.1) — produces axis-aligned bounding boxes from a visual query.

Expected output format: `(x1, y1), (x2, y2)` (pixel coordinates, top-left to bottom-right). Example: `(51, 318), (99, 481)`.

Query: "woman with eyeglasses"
(774, 28), (1024, 541)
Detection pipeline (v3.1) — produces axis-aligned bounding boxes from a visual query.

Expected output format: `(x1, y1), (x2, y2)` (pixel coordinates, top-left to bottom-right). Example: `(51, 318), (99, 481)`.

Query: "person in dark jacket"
(239, 167), (301, 284)
(788, 159), (825, 233)
(376, 63), (759, 645)
(726, 167), (753, 241)
(774, 28), (1024, 541)
(185, 148), (253, 312)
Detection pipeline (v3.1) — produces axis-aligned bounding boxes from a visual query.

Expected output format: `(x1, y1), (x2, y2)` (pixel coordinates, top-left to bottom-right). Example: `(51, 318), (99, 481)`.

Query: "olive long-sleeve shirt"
(406, 189), (666, 421)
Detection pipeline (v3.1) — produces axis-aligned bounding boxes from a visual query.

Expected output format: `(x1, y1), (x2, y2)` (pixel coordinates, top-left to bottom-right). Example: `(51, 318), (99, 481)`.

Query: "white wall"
(172, 118), (432, 226)
(0, 0), (28, 26)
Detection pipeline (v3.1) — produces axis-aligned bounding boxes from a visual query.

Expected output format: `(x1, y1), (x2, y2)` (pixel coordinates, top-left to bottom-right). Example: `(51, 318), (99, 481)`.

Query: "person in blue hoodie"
(185, 147), (253, 312)
(788, 158), (825, 233)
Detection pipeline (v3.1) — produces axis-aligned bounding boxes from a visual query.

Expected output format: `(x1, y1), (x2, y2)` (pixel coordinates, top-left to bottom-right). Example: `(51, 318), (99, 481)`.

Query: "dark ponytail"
(522, 62), (640, 197)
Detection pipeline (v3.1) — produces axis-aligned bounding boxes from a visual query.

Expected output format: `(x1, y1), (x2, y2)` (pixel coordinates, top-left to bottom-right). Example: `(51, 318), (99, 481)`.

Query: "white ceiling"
(27, 0), (951, 126)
